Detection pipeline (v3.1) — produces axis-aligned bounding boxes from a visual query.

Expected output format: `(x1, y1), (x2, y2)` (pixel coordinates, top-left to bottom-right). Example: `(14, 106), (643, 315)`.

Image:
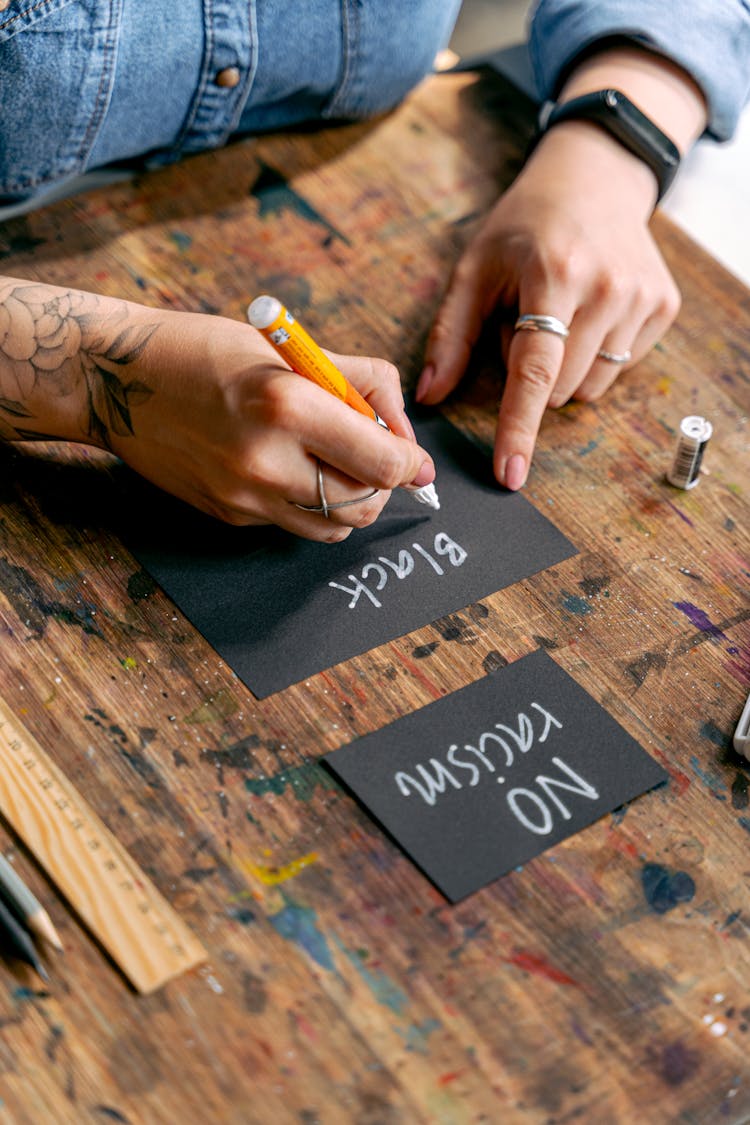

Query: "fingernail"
(504, 453), (527, 491)
(411, 459), (435, 487)
(416, 364), (434, 402)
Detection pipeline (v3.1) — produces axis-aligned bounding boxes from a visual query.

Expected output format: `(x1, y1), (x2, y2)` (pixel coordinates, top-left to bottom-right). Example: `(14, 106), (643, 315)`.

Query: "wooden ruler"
(0, 695), (207, 993)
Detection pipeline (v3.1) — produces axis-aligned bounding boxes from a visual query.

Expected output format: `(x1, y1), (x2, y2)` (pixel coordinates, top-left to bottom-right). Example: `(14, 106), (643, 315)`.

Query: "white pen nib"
(410, 482), (440, 510)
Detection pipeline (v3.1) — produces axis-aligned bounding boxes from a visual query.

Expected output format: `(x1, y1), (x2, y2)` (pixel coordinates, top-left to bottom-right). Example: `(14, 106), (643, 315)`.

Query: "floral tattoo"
(0, 283), (157, 445)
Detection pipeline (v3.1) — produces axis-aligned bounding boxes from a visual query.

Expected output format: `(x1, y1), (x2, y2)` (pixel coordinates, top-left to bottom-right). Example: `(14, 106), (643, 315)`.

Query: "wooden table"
(0, 68), (749, 1124)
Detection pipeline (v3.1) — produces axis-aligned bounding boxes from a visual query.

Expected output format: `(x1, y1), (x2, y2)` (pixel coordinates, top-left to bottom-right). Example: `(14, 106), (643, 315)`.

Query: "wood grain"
(0, 68), (747, 1123)
(0, 697), (207, 993)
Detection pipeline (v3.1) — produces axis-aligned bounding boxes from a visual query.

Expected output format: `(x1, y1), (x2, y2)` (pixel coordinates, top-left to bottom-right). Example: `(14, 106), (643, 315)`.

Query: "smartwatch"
(535, 89), (681, 203)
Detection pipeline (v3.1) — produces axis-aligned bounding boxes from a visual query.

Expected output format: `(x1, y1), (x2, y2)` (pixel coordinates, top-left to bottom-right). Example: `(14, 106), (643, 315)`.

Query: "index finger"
(494, 293), (576, 489)
(326, 350), (414, 441)
(295, 379), (435, 493)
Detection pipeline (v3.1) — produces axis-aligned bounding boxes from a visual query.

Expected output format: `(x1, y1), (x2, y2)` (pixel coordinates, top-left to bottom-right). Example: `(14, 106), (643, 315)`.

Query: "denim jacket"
(1, 0), (748, 203)
(530, 0), (750, 143)
(0, 0), (462, 201)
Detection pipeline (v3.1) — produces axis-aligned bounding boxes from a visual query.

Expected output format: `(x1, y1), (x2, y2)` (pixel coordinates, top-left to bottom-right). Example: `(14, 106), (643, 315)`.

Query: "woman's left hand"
(416, 118), (688, 488)
(416, 120), (681, 490)
(416, 41), (710, 492)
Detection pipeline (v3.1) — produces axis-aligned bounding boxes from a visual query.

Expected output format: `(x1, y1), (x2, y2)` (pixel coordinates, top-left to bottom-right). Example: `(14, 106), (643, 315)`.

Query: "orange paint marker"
(246, 295), (439, 510)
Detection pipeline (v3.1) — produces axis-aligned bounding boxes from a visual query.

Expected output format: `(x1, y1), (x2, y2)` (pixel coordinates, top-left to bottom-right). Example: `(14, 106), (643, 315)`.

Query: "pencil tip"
(30, 913), (64, 953)
(44, 922), (64, 953)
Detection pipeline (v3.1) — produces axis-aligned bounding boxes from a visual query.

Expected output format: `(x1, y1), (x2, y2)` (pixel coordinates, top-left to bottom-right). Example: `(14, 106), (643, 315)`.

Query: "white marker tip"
(410, 482), (440, 510)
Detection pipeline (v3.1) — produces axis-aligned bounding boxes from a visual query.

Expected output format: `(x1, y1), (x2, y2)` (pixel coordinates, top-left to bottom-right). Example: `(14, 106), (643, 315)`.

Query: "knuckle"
(210, 499), (256, 526)
(238, 440), (275, 489)
(574, 384), (604, 403)
(372, 447), (405, 491)
(661, 282), (681, 322)
(428, 314), (456, 352)
(323, 525), (352, 544)
(378, 359), (401, 391)
(352, 495), (388, 529)
(592, 269), (629, 305)
(222, 508), (252, 527)
(515, 356), (558, 393)
(630, 288), (654, 322)
(538, 242), (580, 288)
(452, 253), (481, 290)
(258, 377), (298, 429)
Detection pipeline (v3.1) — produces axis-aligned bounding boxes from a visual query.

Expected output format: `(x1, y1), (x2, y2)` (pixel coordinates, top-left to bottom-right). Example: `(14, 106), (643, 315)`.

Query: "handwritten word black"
(329, 533), (467, 609)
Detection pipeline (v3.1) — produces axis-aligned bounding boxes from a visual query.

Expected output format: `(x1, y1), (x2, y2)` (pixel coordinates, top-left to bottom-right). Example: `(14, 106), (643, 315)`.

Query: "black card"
(122, 410), (576, 698)
(324, 650), (668, 901)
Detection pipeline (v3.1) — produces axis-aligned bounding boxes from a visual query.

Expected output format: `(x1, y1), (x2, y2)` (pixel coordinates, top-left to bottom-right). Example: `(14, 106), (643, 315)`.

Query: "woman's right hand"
(0, 278), (434, 539)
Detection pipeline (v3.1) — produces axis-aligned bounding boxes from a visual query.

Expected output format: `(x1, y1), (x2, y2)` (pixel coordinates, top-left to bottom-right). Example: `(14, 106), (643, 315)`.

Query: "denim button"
(215, 67), (241, 89)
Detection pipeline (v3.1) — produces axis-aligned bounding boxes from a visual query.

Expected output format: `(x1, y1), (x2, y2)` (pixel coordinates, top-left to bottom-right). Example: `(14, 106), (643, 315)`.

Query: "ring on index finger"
(514, 314), (570, 341)
(293, 460), (379, 519)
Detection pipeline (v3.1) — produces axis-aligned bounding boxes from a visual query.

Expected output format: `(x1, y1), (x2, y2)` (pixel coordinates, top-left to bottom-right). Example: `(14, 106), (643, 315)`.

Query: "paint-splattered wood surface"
(0, 69), (748, 1124)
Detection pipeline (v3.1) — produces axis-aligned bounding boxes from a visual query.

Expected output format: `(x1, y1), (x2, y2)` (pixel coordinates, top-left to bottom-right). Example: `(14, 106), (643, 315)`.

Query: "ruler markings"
(0, 699), (207, 992)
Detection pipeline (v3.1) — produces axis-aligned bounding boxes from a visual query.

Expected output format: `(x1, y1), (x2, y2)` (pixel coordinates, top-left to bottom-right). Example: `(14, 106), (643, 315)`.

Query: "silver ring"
(293, 460), (379, 518)
(597, 348), (632, 364)
(514, 314), (570, 341)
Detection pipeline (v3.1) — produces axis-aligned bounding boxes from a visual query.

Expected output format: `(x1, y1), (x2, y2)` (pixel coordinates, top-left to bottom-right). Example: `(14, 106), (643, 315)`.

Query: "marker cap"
(247, 295), (282, 330)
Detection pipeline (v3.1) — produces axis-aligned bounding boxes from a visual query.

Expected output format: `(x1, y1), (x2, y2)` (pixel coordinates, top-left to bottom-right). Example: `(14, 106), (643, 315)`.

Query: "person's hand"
(417, 42), (709, 492)
(107, 313), (435, 538)
(0, 279), (434, 538)
(416, 123), (681, 490)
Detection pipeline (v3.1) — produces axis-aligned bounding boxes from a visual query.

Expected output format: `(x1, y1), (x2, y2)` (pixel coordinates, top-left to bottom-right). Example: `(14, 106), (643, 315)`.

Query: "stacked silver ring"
(293, 460), (379, 518)
(514, 315), (632, 363)
(514, 314), (569, 340)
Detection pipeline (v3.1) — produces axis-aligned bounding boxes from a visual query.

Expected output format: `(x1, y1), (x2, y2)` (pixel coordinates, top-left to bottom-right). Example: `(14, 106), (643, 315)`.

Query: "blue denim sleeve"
(528, 0), (750, 140)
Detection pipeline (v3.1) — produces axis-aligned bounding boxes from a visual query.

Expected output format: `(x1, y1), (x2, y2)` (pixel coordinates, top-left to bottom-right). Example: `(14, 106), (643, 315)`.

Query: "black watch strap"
(535, 89), (680, 203)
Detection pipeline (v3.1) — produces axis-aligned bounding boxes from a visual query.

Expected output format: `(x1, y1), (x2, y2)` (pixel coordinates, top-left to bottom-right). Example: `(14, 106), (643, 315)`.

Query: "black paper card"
(122, 410), (576, 698)
(324, 650), (668, 901)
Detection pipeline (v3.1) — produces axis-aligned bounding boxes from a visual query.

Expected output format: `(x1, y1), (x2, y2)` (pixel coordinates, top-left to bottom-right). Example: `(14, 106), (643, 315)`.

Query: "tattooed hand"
(0, 282), (155, 443)
(0, 278), (433, 538)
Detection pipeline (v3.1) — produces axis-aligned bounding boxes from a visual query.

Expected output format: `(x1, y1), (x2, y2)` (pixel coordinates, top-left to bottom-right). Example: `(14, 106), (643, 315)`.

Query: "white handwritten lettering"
(434, 533), (467, 567)
(505, 757), (599, 835)
(477, 731), (513, 769)
(506, 788), (554, 834)
(394, 703), (565, 806)
(530, 702), (564, 742)
(328, 574), (384, 609)
(395, 760), (463, 806)
(446, 745), (481, 785)
(361, 562), (388, 590)
(412, 542), (444, 575)
(535, 757), (599, 818)
(458, 740), (499, 774)
(329, 532), (468, 610)
(494, 712), (534, 759)
(378, 550), (415, 579)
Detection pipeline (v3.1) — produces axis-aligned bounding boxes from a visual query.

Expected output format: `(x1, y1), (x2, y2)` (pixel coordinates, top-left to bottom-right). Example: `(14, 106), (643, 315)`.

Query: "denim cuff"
(529, 0), (750, 141)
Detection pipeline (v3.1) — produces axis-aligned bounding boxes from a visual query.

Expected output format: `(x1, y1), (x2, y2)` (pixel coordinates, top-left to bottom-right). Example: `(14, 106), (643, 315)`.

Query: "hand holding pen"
(13, 277), (441, 537)
(247, 296), (439, 521)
